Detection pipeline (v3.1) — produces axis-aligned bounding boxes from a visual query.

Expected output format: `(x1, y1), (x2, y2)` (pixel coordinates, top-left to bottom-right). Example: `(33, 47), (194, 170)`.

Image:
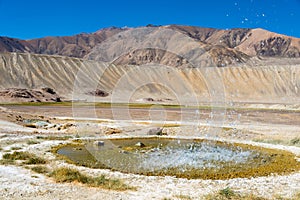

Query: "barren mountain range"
(0, 25), (299, 103)
(1, 25), (300, 64)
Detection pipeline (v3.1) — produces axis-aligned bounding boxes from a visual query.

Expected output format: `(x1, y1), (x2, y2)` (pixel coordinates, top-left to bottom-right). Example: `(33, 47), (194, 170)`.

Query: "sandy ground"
(0, 105), (300, 200)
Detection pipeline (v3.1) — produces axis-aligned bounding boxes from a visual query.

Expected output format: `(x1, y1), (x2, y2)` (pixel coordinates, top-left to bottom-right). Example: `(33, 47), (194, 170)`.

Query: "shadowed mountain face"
(0, 25), (299, 66)
(0, 27), (126, 58)
(0, 37), (31, 53)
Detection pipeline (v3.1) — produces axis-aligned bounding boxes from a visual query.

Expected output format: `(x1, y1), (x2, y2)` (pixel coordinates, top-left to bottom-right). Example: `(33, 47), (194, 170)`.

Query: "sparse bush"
(0, 159), (15, 165)
(31, 166), (49, 174)
(205, 188), (268, 200)
(290, 138), (300, 146)
(3, 151), (32, 160)
(26, 157), (47, 165)
(90, 174), (131, 190)
(219, 187), (235, 199)
(2, 151), (47, 165)
(175, 194), (192, 199)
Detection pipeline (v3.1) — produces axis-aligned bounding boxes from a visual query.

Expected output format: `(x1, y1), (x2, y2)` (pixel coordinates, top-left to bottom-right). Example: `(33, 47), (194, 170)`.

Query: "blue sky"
(0, 0), (299, 39)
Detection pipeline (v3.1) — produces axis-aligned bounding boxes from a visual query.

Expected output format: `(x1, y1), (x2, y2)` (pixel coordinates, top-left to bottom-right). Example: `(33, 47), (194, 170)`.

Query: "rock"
(61, 123), (73, 130)
(135, 142), (146, 148)
(147, 127), (164, 135)
(41, 87), (56, 94)
(105, 128), (122, 135)
(94, 141), (105, 146)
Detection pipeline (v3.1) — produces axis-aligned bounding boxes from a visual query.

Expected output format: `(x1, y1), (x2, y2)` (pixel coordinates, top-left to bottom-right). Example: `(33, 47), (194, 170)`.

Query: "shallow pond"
(57, 137), (300, 179)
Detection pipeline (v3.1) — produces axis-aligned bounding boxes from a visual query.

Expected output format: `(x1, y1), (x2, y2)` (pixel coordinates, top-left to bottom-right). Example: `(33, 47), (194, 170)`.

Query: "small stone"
(94, 141), (105, 146)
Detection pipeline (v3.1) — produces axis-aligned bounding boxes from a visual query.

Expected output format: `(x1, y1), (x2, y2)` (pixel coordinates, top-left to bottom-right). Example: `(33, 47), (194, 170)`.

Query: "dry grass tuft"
(31, 166), (49, 174)
(51, 167), (134, 191)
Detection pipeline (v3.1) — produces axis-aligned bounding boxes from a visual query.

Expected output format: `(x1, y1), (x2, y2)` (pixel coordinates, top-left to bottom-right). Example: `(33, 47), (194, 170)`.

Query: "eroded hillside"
(0, 52), (299, 104)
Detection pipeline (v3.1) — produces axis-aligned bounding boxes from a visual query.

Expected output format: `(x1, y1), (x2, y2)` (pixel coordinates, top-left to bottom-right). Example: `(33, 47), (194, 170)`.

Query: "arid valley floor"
(0, 102), (299, 200)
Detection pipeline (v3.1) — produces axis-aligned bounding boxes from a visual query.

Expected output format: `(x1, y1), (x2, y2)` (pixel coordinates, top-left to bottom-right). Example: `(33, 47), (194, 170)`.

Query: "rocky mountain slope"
(85, 26), (251, 67)
(166, 25), (300, 57)
(1, 25), (299, 66)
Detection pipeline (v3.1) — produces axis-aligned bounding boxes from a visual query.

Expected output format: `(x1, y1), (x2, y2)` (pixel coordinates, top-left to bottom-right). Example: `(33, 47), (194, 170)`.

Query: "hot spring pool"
(56, 137), (300, 179)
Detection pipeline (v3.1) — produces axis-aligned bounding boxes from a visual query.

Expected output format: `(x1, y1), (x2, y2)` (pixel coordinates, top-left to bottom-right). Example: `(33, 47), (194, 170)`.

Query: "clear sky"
(0, 0), (299, 39)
